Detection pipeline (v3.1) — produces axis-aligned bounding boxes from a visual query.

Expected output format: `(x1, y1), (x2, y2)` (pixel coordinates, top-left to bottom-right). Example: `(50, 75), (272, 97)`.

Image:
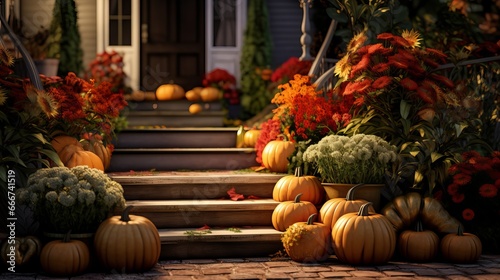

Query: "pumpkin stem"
(457, 225), (464, 236)
(294, 167), (302, 177)
(293, 193), (303, 203)
(415, 220), (423, 232)
(121, 205), (134, 222)
(357, 202), (373, 216)
(63, 230), (72, 243)
(346, 183), (365, 200)
(307, 213), (317, 225)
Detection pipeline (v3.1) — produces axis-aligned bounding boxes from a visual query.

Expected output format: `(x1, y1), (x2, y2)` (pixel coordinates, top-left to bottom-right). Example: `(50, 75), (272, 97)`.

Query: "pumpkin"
(156, 83), (185, 100)
(440, 225), (482, 263)
(261, 139), (295, 173)
(332, 202), (396, 265)
(420, 196), (462, 234)
(189, 103), (203, 114)
(272, 193), (318, 231)
(81, 139), (112, 170)
(94, 206), (161, 272)
(243, 129), (261, 148)
(398, 220), (439, 262)
(0, 236), (42, 267)
(185, 87), (203, 101)
(51, 135), (82, 154)
(281, 214), (331, 263)
(200, 87), (221, 102)
(272, 167), (324, 205)
(319, 183), (374, 231)
(381, 192), (422, 232)
(40, 232), (90, 277)
(59, 146), (104, 171)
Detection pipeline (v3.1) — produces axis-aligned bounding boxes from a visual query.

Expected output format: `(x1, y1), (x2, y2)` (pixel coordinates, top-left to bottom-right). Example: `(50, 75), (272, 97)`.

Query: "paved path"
(1, 255), (499, 279)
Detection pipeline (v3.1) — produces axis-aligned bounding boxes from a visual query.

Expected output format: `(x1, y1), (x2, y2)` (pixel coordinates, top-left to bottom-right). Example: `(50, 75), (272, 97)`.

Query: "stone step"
(127, 100), (223, 111)
(113, 127), (240, 148)
(159, 227), (283, 259)
(123, 110), (226, 127)
(126, 199), (280, 228)
(109, 171), (283, 200)
(107, 148), (258, 172)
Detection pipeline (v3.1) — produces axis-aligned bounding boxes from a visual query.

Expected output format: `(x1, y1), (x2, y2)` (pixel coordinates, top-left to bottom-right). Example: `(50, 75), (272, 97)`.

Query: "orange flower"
(372, 76), (392, 89)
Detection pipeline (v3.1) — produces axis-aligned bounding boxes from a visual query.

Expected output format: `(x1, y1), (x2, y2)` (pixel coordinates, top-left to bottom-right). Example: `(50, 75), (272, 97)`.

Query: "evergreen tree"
(48, 0), (83, 77)
(239, 0), (272, 119)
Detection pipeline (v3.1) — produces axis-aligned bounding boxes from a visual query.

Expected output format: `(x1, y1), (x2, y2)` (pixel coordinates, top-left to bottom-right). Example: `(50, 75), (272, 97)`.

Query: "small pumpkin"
(94, 206), (161, 273)
(59, 146), (105, 171)
(281, 214), (331, 263)
(261, 139), (295, 173)
(200, 86), (221, 102)
(272, 193), (318, 231)
(185, 87), (203, 101)
(81, 138), (112, 170)
(332, 202), (396, 265)
(51, 135), (82, 154)
(272, 167), (324, 205)
(0, 236), (42, 267)
(398, 220), (439, 262)
(319, 184), (374, 230)
(440, 225), (482, 264)
(189, 103), (203, 114)
(156, 83), (185, 100)
(243, 129), (261, 148)
(40, 232), (90, 277)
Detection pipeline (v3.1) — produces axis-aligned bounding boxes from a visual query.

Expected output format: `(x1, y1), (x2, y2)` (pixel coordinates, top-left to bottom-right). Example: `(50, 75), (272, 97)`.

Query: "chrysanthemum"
(479, 184), (497, 198)
(371, 76), (392, 89)
(462, 208), (475, 221)
(454, 173), (472, 185)
(401, 30), (422, 48)
(400, 77), (418, 91)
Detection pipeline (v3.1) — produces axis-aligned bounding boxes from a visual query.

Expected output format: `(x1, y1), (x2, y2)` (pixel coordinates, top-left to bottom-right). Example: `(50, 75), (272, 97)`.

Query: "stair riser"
(125, 113), (225, 127)
(134, 211), (274, 228)
(161, 241), (283, 260)
(114, 130), (238, 148)
(108, 152), (258, 172)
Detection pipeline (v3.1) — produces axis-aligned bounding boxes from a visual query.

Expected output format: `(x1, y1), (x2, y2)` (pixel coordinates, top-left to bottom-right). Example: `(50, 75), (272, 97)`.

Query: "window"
(109, 0), (131, 46)
(213, 0), (236, 47)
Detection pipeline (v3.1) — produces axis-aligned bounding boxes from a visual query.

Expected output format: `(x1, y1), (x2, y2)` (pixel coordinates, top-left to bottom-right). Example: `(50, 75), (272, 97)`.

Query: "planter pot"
(322, 183), (385, 211)
(34, 58), (59, 76)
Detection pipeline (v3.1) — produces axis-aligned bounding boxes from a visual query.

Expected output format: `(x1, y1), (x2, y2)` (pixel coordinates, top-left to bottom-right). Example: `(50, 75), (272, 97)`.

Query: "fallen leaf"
(197, 224), (211, 230)
(247, 195), (260, 199)
(227, 187), (245, 201)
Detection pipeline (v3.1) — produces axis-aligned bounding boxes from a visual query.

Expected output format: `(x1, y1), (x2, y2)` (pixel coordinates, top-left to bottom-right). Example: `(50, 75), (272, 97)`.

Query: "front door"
(140, 0), (206, 91)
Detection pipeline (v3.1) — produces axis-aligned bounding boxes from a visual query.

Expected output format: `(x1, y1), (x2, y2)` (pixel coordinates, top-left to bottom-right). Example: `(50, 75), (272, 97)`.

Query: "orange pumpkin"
(51, 135), (82, 154)
(261, 140), (295, 173)
(189, 104), (203, 114)
(156, 83), (185, 100)
(185, 87), (203, 101)
(81, 139), (112, 170)
(271, 193), (318, 231)
(282, 214), (331, 263)
(272, 167), (324, 205)
(332, 202), (396, 265)
(440, 226), (482, 263)
(40, 232), (90, 277)
(59, 144), (104, 171)
(200, 87), (221, 102)
(243, 129), (261, 148)
(319, 183), (374, 231)
(398, 221), (439, 262)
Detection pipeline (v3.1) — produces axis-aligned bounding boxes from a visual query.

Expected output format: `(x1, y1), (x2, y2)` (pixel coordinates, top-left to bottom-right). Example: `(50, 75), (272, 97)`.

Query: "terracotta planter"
(321, 183), (385, 211)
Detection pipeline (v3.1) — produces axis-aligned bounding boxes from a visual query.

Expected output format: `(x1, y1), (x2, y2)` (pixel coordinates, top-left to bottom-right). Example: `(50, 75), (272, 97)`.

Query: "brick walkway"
(1, 255), (499, 279)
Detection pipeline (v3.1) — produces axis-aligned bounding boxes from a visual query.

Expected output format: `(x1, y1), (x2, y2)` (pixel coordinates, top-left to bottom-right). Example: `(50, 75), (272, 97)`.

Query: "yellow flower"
(0, 89), (7, 105)
(0, 48), (14, 66)
(401, 29), (422, 48)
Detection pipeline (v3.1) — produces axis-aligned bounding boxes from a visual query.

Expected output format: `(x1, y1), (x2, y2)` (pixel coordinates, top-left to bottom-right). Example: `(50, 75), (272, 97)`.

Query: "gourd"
(319, 184), (374, 230)
(40, 232), (90, 277)
(281, 214), (331, 263)
(156, 83), (185, 100)
(261, 139), (295, 173)
(189, 104), (203, 114)
(441, 226), (482, 264)
(398, 221), (439, 262)
(272, 193), (317, 231)
(332, 202), (396, 265)
(81, 138), (112, 170)
(243, 129), (261, 148)
(272, 167), (324, 205)
(94, 206), (161, 272)
(420, 196), (462, 234)
(185, 87), (203, 101)
(0, 236), (41, 267)
(199, 87), (221, 102)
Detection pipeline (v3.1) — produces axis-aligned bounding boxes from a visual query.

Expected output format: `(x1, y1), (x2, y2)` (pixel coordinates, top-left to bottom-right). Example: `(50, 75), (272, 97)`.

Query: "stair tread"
(120, 127), (240, 132)
(126, 199), (279, 212)
(159, 226), (282, 243)
(127, 110), (226, 116)
(113, 147), (255, 152)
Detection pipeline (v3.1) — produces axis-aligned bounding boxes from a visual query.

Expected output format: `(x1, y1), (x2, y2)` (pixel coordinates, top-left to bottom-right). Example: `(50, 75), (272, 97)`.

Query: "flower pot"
(321, 183), (385, 211)
(34, 58), (59, 76)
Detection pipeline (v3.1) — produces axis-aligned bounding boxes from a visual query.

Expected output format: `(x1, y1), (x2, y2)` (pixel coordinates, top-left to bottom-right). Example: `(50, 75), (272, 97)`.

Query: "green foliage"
(239, 0), (272, 119)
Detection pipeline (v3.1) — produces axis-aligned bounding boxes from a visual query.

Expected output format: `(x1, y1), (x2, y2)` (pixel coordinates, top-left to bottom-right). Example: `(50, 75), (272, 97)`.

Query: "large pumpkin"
(398, 221), (439, 262)
(94, 206), (161, 273)
(261, 139), (295, 173)
(40, 232), (90, 277)
(319, 184), (374, 231)
(272, 193), (318, 231)
(281, 214), (331, 263)
(0, 236), (42, 267)
(272, 167), (324, 205)
(81, 138), (112, 170)
(440, 226), (482, 264)
(332, 202), (396, 265)
(156, 83), (185, 100)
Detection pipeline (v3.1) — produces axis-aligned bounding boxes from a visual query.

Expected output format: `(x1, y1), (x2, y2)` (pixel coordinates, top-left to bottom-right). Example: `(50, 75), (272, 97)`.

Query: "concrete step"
(107, 148), (258, 172)
(125, 199), (280, 228)
(123, 110), (226, 127)
(159, 227), (283, 259)
(113, 127), (240, 148)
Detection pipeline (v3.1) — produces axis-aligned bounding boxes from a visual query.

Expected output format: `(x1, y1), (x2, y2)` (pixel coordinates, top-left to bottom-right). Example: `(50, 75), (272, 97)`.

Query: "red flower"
(479, 184), (498, 198)
(454, 173), (472, 185)
(452, 193), (465, 203)
(372, 76), (392, 89)
(447, 183), (459, 195)
(400, 77), (418, 91)
(462, 208), (475, 221)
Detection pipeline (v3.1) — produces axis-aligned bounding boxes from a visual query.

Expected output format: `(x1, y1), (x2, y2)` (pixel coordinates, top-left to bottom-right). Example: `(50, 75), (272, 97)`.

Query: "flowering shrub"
(271, 57), (312, 83)
(254, 118), (281, 164)
(438, 150), (500, 253)
(16, 166), (126, 233)
(303, 134), (398, 184)
(203, 68), (239, 105)
(85, 50), (131, 94)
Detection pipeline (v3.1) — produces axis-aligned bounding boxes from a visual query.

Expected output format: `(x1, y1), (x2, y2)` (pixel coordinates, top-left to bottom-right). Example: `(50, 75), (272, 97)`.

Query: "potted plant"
(15, 166), (126, 236)
(303, 133), (398, 210)
(21, 24), (60, 76)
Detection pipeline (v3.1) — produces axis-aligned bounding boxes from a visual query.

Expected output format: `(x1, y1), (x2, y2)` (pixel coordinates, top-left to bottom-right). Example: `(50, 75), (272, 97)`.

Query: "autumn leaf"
(227, 187), (245, 201)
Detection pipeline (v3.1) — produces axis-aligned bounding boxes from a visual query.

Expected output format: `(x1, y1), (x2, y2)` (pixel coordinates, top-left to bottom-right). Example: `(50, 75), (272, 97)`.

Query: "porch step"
(127, 100), (223, 111)
(123, 110), (226, 127)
